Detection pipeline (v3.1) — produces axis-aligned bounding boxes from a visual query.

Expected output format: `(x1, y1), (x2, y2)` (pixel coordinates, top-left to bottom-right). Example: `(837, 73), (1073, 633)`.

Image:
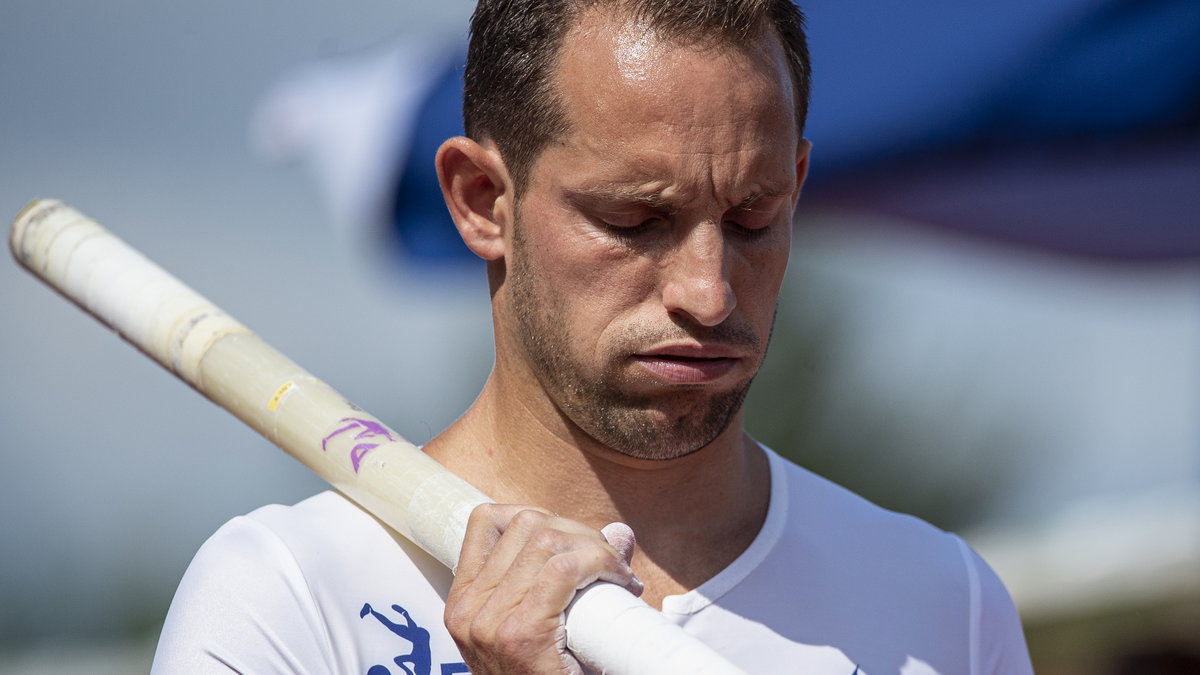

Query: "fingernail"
(628, 571), (645, 596)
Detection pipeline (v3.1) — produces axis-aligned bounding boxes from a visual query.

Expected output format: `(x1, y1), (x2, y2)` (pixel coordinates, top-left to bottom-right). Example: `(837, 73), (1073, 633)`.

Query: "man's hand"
(445, 504), (643, 674)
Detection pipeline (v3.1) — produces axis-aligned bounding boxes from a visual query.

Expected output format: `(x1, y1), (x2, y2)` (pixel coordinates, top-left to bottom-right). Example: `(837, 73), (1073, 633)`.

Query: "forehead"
(553, 8), (797, 153)
(535, 7), (799, 203)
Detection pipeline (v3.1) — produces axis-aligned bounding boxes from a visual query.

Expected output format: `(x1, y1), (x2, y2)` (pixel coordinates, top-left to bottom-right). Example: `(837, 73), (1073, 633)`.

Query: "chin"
(582, 387), (749, 462)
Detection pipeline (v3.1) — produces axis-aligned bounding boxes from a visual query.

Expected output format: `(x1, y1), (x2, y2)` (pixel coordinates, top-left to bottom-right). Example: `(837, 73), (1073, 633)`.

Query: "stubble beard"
(507, 221), (766, 461)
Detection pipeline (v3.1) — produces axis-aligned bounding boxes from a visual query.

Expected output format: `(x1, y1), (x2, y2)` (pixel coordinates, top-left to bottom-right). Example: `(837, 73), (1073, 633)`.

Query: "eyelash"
(600, 220), (655, 243)
(601, 220), (770, 243)
(730, 222), (771, 241)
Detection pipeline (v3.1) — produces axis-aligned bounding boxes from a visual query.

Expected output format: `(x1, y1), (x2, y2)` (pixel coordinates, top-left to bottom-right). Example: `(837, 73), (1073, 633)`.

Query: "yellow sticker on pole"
(268, 380), (295, 411)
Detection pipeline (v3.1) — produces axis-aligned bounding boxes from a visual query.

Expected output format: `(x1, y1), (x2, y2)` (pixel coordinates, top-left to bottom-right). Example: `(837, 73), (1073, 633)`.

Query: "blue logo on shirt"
(360, 602), (469, 675)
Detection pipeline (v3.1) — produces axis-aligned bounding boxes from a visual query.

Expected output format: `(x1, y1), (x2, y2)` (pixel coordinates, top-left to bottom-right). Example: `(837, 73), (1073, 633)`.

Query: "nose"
(660, 222), (736, 327)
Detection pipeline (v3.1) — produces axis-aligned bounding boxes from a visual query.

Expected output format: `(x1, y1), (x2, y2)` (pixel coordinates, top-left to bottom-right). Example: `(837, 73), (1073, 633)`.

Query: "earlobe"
(436, 137), (511, 261)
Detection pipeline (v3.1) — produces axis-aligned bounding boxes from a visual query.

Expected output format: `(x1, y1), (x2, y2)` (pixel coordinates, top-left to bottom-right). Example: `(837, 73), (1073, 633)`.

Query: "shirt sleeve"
(956, 536), (1035, 675)
(151, 516), (336, 675)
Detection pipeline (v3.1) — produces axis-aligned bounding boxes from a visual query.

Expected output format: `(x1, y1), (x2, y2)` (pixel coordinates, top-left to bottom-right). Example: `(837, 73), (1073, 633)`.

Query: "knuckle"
(545, 546), (625, 584)
(546, 552), (581, 578)
(466, 619), (494, 650)
(528, 527), (568, 554)
(509, 507), (552, 531)
(443, 598), (472, 636)
(494, 615), (539, 659)
(467, 503), (501, 526)
(466, 604), (506, 647)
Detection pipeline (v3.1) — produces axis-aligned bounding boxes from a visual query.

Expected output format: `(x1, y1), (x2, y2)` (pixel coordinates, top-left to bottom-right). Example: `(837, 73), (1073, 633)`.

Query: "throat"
(631, 564), (692, 611)
(628, 497), (767, 610)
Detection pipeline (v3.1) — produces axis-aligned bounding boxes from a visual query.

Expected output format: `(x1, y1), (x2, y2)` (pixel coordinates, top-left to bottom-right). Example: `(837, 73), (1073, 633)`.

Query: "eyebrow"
(566, 185), (791, 213)
(567, 186), (678, 213)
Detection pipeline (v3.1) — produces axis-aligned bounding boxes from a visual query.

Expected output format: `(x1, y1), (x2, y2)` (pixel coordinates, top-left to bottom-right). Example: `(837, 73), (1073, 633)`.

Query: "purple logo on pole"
(321, 418), (395, 473)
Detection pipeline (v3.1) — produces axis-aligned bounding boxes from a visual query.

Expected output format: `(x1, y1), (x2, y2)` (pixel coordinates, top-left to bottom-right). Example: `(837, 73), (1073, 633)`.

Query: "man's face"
(496, 11), (808, 461)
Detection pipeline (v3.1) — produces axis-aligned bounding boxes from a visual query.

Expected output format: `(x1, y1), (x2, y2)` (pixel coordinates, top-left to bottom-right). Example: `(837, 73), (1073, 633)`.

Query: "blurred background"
(2, 1), (1198, 673)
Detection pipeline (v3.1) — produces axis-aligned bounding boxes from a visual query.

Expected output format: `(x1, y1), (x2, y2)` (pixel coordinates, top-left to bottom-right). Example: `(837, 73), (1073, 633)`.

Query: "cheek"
(526, 217), (654, 301)
(565, 253), (659, 338)
(519, 224), (657, 348)
(733, 237), (791, 317)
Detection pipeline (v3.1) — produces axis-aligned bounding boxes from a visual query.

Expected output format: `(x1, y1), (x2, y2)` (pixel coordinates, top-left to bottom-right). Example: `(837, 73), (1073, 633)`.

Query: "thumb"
(600, 522), (637, 565)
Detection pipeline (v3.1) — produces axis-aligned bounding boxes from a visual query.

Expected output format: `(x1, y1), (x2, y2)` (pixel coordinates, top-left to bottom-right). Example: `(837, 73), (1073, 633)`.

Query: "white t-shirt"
(152, 449), (1033, 674)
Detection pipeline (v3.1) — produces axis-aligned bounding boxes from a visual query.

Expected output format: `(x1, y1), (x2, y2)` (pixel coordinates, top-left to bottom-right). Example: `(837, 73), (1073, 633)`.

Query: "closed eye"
(601, 218), (662, 244)
(726, 221), (771, 241)
(595, 205), (668, 229)
(724, 196), (787, 241)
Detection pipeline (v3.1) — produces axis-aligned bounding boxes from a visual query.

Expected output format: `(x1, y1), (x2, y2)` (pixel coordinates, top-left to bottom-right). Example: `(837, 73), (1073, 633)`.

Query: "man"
(153, 1), (1034, 673)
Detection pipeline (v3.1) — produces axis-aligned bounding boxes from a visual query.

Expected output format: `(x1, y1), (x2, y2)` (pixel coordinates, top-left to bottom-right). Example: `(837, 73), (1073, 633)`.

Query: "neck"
(423, 373), (771, 607)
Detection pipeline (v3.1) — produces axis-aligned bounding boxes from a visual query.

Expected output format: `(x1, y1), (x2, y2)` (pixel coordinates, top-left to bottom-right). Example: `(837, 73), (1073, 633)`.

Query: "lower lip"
(632, 356), (739, 384)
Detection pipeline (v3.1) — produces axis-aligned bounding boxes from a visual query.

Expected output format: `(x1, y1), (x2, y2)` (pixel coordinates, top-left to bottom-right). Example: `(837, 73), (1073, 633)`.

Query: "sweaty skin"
(427, 6), (811, 673)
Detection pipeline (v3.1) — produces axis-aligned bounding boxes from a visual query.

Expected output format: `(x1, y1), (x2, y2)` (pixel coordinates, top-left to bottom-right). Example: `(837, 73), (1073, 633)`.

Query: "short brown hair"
(462, 0), (812, 192)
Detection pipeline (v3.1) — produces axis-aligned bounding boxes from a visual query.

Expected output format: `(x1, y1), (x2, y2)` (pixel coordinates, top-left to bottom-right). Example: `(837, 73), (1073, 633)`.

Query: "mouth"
(631, 346), (742, 384)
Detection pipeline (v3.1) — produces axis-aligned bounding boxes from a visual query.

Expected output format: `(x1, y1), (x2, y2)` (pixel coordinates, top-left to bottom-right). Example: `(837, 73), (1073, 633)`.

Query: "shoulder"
(760, 452), (970, 618)
(152, 491), (457, 674)
(753, 448), (1033, 673)
(188, 491), (374, 561)
(179, 490), (453, 603)
(768, 448), (959, 556)
(768, 449), (1012, 599)
(150, 494), (352, 673)
(238, 490), (399, 559)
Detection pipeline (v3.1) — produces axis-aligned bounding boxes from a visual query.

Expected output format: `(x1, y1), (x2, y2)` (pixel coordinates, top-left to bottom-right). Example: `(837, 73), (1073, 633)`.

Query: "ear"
(791, 138), (813, 207)
(436, 136), (513, 261)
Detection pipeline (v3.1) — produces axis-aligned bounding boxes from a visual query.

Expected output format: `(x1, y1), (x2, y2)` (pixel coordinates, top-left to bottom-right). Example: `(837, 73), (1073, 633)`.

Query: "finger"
(448, 505), (550, 644)
(450, 505), (614, 633)
(469, 532), (637, 668)
(465, 508), (612, 591)
(518, 540), (639, 614)
(449, 508), (631, 673)
(600, 522), (636, 564)
(483, 527), (635, 616)
(601, 521), (644, 596)
(454, 503), (553, 582)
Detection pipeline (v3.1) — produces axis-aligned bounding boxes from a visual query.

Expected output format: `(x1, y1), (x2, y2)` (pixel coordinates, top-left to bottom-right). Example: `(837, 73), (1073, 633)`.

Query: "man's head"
(438, 0), (812, 461)
(462, 0), (811, 194)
